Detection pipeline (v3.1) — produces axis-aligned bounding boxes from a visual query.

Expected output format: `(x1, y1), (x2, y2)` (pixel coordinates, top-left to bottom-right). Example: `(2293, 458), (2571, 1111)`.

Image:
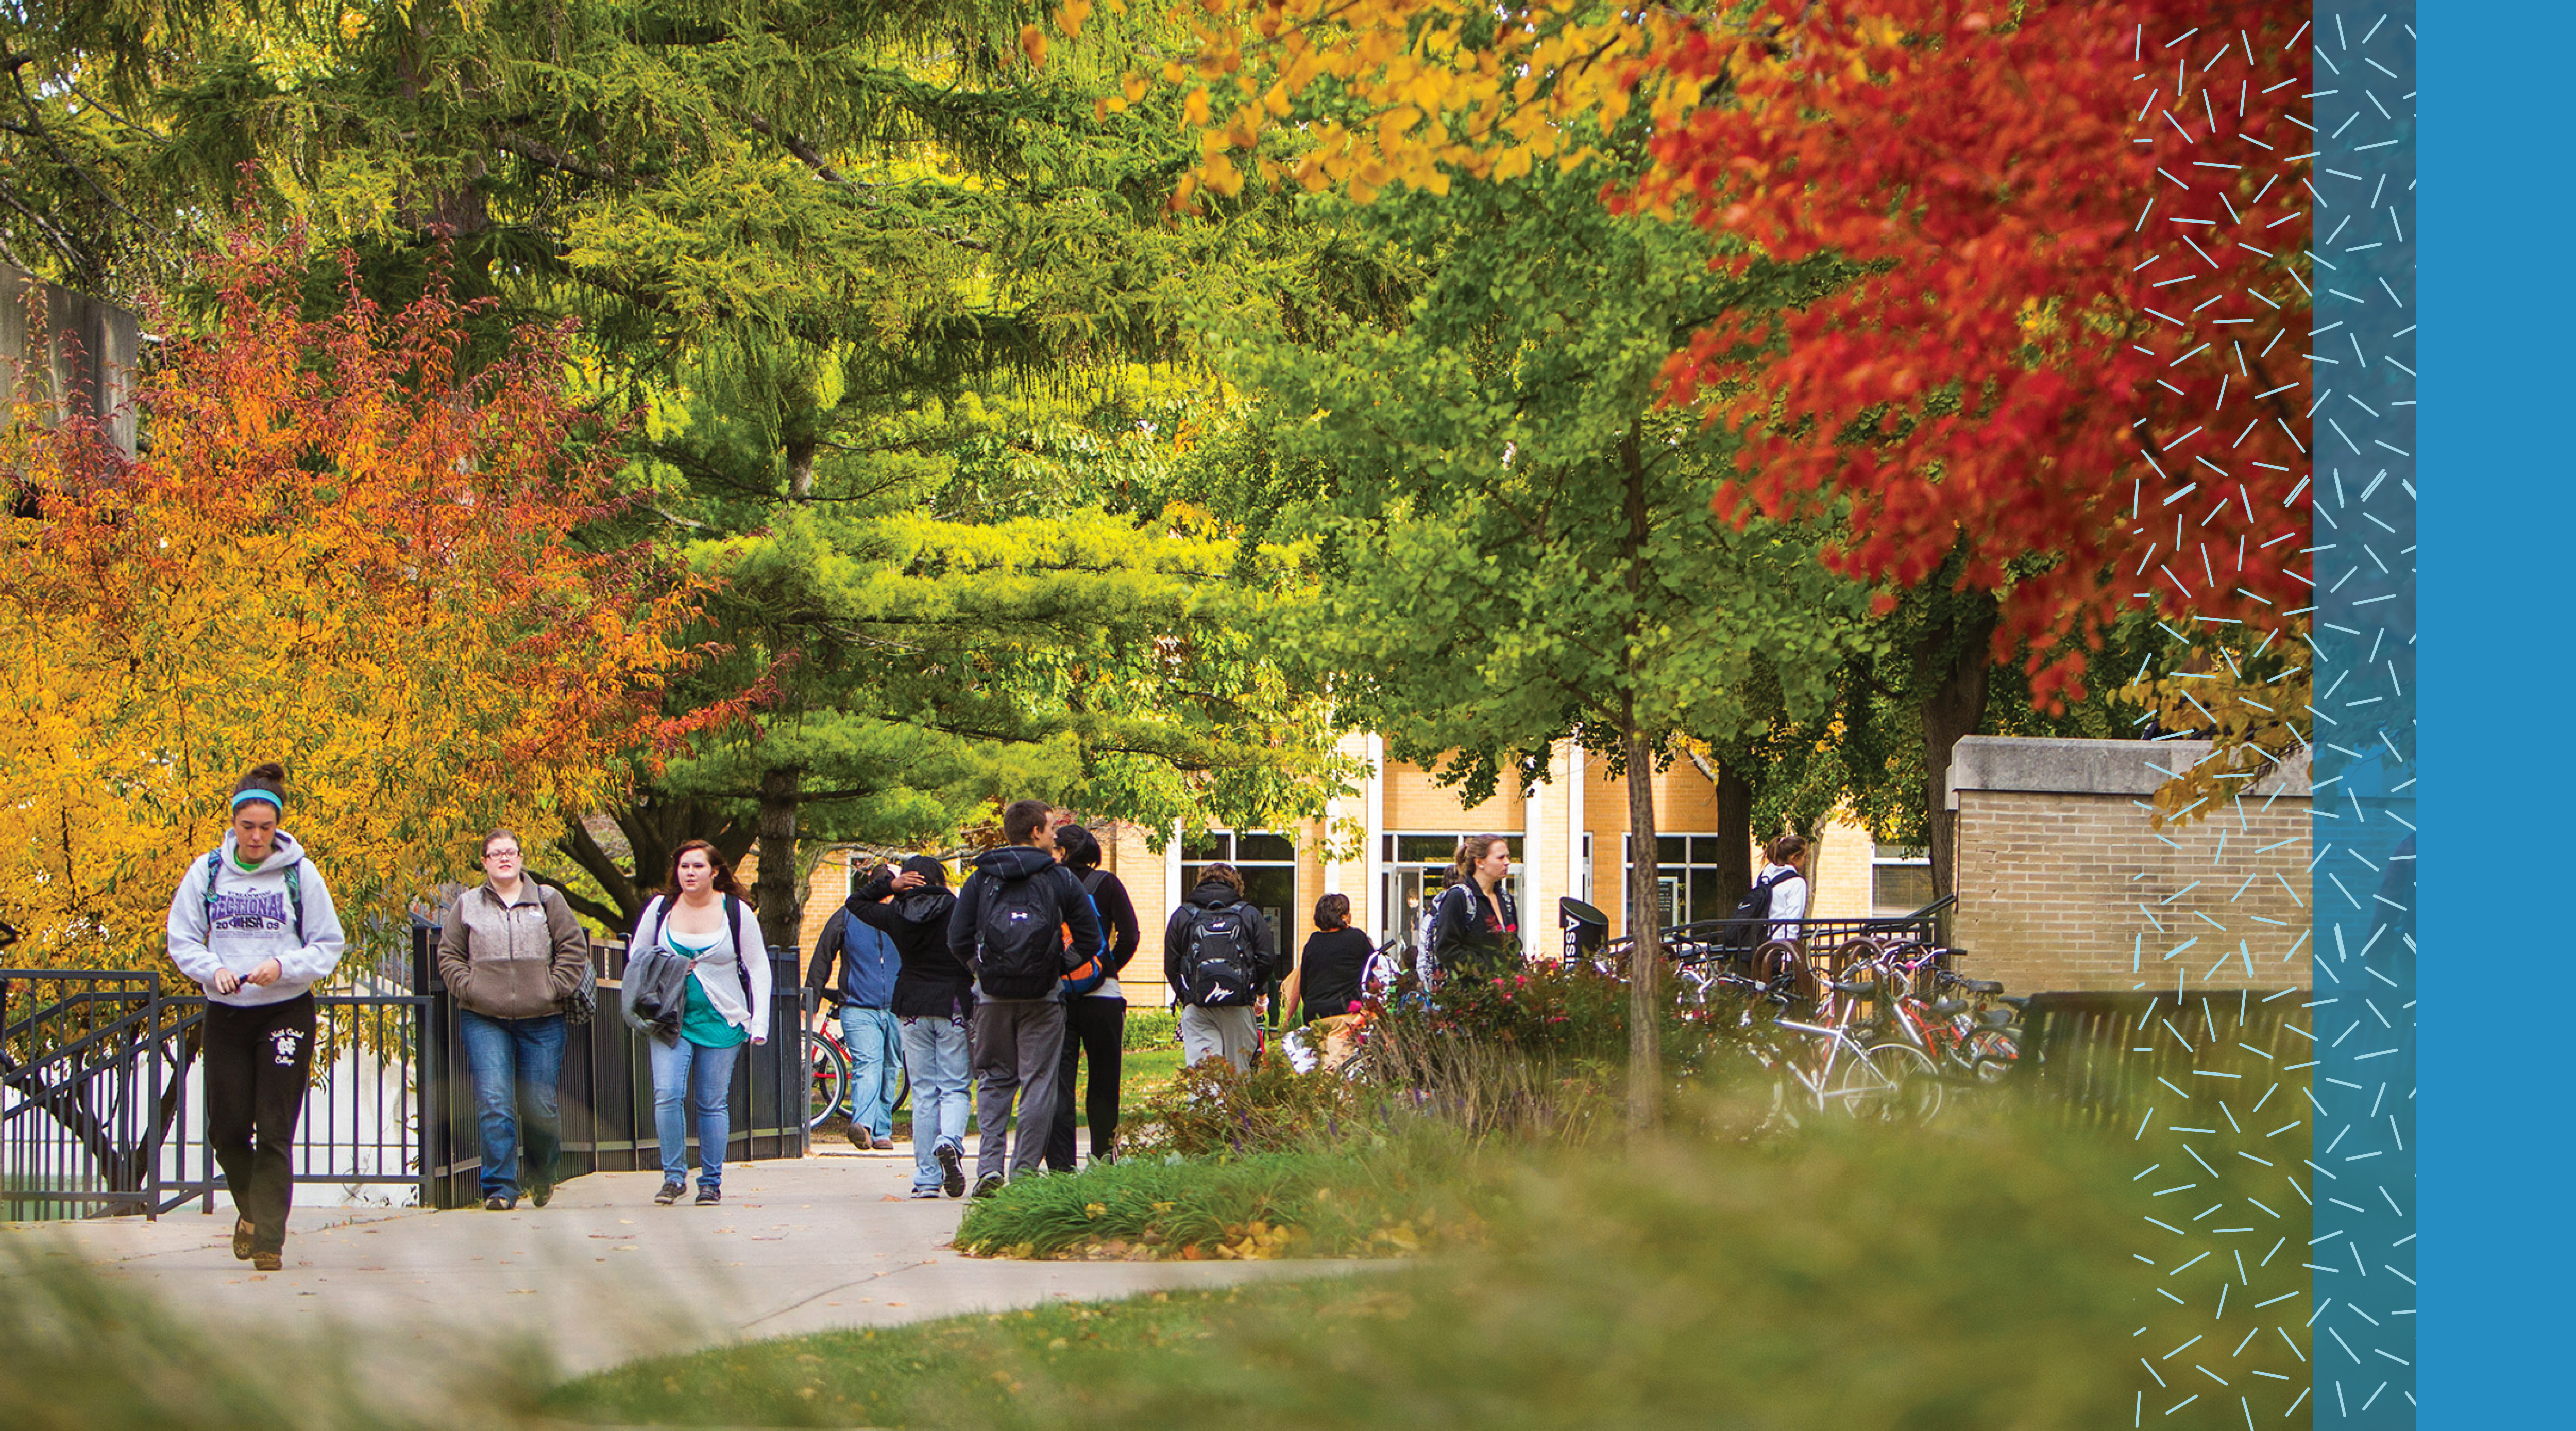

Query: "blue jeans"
(457, 1009), (567, 1202)
(840, 1004), (903, 1139)
(648, 1034), (742, 1190)
(899, 1014), (971, 1194)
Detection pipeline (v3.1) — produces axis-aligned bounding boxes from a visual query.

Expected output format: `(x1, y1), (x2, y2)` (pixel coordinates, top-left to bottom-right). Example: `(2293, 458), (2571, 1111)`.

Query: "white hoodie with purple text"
(166, 829), (347, 1007)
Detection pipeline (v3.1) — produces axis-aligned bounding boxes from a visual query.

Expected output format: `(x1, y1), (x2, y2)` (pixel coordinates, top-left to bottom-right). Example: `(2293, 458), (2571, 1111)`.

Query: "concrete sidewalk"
(1, 1143), (1362, 1379)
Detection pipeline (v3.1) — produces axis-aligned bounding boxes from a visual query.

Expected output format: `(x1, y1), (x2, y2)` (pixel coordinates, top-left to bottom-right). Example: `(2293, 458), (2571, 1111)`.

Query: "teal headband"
(229, 789), (282, 813)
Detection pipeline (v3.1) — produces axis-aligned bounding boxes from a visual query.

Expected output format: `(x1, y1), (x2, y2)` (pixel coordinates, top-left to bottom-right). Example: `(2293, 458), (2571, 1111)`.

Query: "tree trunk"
(754, 764), (804, 952)
(786, 432), (817, 501)
(1622, 718), (1663, 1133)
(1713, 758), (1754, 906)
(1919, 601), (1998, 898)
(1612, 418), (1663, 1133)
(552, 798), (753, 932)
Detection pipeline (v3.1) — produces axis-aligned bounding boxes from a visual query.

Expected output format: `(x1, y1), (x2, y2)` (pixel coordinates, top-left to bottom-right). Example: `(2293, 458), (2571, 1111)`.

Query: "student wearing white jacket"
(629, 840), (771, 1206)
(164, 762), (346, 1271)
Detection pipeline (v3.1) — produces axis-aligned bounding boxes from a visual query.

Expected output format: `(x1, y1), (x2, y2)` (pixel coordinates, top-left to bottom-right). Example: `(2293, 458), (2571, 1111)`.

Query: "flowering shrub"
(1117, 1050), (1364, 1161)
(1365, 958), (1739, 1074)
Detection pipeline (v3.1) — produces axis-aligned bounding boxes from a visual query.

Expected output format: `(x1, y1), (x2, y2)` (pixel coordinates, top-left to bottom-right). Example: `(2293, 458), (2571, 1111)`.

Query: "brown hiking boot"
(232, 1218), (255, 1261)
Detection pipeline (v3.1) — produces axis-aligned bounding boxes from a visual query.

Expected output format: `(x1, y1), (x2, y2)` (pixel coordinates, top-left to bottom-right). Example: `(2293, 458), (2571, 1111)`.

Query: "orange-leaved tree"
(1624, 1), (2314, 723)
(1, 226), (705, 976)
(1116, 0), (2315, 822)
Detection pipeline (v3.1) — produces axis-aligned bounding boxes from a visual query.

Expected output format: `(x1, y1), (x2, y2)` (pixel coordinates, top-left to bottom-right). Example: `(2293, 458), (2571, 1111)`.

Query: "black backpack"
(974, 866), (1069, 999)
(1728, 868), (1797, 945)
(1177, 901), (1261, 1008)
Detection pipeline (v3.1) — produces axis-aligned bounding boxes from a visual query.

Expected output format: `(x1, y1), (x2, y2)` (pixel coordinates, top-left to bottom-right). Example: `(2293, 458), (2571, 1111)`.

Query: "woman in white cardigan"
(1758, 833), (1811, 944)
(631, 840), (771, 1206)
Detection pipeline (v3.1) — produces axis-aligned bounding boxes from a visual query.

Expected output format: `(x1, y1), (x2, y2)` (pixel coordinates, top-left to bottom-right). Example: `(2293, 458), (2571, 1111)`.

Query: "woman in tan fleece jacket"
(435, 829), (591, 1210)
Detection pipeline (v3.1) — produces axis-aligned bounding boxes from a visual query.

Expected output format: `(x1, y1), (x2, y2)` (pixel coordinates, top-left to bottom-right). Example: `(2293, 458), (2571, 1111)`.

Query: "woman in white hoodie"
(630, 840), (771, 1206)
(165, 762), (346, 1272)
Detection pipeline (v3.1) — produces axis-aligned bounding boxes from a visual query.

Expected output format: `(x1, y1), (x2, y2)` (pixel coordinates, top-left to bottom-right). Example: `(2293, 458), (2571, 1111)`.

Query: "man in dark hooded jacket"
(850, 853), (970, 1196)
(945, 800), (1105, 1195)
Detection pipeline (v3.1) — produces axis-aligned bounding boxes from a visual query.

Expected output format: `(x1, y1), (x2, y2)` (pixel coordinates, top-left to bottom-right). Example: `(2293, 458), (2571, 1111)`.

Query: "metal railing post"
(411, 925), (446, 1211)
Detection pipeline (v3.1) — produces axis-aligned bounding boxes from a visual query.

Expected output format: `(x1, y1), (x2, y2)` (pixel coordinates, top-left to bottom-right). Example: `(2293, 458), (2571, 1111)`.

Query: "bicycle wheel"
(1830, 1043), (1943, 1123)
(890, 1057), (911, 1113)
(1964, 1028), (2019, 1084)
(803, 1029), (849, 1130)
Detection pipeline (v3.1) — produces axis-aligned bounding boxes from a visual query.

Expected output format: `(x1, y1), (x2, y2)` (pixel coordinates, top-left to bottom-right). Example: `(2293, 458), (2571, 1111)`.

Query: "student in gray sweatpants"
(946, 800), (1105, 1196)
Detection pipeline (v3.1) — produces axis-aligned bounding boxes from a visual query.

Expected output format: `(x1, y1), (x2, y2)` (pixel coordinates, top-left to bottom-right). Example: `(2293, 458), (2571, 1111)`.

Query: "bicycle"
(805, 989), (909, 1132)
(1829, 941), (2021, 1086)
(1710, 966), (1943, 1126)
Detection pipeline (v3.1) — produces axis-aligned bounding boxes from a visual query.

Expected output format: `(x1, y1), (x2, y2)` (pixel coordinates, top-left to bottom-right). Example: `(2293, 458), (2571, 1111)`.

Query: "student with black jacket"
(1164, 862), (1278, 1073)
(946, 801), (1106, 1196)
(853, 853), (969, 1197)
(1044, 823), (1141, 1171)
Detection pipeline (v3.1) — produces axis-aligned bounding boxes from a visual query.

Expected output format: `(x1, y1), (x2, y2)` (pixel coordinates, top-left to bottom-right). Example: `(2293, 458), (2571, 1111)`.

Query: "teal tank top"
(669, 928), (748, 1050)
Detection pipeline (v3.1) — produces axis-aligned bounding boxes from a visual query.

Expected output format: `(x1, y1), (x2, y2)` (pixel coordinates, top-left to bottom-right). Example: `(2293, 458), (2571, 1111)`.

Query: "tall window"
(1379, 833), (1524, 953)
(1181, 830), (1300, 962)
(1621, 833), (1734, 930)
(1871, 841), (1936, 916)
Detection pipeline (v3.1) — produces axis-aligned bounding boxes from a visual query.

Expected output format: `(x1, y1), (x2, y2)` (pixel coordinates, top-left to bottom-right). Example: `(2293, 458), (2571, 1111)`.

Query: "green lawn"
(549, 1277), (1372, 1430)
(547, 1116), (2174, 1431)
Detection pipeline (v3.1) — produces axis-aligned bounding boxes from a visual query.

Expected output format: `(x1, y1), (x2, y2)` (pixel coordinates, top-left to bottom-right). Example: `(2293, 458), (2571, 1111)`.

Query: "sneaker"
(907, 1186), (944, 1200)
(530, 1183), (553, 1209)
(654, 1180), (685, 1206)
(695, 1185), (721, 1206)
(231, 1218), (255, 1262)
(250, 1251), (282, 1272)
(971, 1172), (1005, 1200)
(936, 1143), (967, 1198)
(872, 1135), (896, 1151)
(483, 1195), (516, 1212)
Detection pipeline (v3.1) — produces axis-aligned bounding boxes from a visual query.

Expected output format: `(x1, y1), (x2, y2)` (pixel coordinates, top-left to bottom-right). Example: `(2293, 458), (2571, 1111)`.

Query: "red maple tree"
(1626, 0), (2313, 706)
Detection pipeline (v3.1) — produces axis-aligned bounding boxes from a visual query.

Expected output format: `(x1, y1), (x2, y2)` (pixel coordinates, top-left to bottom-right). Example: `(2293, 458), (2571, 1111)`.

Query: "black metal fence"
(1599, 895), (1958, 989)
(1, 935), (810, 1220)
(0, 969), (430, 1219)
(1, 970), (176, 1218)
(2008, 987), (2311, 1125)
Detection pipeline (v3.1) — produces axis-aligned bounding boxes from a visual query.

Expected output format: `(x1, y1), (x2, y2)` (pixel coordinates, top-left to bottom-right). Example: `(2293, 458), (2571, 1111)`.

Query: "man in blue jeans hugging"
(806, 876), (904, 1150)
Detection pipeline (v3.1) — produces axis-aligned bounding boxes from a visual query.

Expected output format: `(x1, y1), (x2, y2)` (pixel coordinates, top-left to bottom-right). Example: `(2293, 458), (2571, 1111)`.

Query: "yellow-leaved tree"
(1, 227), (705, 977)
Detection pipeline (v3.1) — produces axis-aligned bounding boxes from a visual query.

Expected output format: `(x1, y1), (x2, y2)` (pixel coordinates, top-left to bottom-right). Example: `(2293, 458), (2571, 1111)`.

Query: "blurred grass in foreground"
(553, 1110), (2143, 1429)
(0, 1239), (549, 1431)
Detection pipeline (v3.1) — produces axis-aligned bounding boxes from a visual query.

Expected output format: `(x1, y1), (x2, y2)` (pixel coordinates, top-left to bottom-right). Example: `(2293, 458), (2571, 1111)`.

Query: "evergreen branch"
(496, 131), (615, 183)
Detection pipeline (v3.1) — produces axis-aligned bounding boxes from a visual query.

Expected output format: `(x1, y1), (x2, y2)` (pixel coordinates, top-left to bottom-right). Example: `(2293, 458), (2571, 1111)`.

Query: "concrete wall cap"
(1945, 736), (2312, 808)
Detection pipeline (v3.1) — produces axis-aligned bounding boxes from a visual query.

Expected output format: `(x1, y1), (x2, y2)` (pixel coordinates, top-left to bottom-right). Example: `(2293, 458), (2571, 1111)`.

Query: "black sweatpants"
(203, 993), (316, 1255)
(1045, 995), (1126, 1171)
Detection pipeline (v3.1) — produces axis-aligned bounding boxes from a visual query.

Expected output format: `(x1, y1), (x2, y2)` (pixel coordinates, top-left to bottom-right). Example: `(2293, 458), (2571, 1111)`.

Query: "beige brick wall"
(1952, 788), (2312, 995)
(1102, 820), (1178, 1007)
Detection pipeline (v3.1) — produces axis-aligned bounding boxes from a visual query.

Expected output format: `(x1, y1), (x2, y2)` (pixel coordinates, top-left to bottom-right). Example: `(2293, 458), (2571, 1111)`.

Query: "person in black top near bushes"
(1284, 892), (1372, 1024)
(851, 854), (969, 1198)
(1044, 822), (1141, 1171)
(1427, 833), (1521, 984)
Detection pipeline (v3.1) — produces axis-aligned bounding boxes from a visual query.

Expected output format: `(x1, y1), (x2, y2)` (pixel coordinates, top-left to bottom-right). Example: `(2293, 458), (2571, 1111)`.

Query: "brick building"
(1945, 736), (2313, 995)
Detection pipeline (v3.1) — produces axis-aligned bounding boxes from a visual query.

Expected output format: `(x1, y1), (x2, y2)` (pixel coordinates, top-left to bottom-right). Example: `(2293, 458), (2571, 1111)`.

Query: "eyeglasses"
(486, 848), (522, 860)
